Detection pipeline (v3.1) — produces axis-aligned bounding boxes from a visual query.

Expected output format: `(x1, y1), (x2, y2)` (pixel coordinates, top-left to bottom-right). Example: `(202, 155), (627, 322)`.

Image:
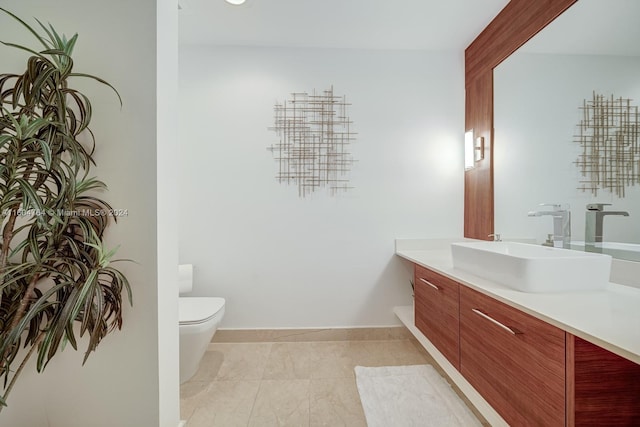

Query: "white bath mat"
(355, 365), (482, 427)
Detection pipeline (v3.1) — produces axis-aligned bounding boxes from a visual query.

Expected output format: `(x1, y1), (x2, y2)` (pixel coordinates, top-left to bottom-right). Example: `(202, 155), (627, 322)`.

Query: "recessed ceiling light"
(225, 0), (246, 5)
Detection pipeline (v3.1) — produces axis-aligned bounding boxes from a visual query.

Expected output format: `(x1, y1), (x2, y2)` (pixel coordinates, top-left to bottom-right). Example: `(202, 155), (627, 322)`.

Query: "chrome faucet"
(528, 203), (571, 248)
(585, 203), (629, 246)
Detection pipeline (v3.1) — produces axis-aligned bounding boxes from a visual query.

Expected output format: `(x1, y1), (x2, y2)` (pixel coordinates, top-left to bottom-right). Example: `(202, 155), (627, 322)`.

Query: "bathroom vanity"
(395, 239), (640, 427)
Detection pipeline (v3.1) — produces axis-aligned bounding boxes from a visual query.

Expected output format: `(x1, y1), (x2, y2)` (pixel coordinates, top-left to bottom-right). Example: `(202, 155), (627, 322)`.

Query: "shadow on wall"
(350, 255), (414, 326)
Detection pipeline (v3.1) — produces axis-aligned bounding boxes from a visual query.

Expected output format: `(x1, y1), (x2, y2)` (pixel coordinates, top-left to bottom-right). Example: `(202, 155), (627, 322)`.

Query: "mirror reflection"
(494, 0), (640, 261)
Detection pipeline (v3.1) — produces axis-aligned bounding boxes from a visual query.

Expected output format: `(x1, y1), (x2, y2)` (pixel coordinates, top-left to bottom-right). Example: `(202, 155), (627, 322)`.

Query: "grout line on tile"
(246, 380), (261, 425)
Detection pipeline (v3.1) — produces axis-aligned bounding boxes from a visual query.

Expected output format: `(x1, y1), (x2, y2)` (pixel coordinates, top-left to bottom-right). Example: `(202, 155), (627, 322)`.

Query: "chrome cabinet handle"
(418, 277), (440, 291)
(472, 309), (522, 335)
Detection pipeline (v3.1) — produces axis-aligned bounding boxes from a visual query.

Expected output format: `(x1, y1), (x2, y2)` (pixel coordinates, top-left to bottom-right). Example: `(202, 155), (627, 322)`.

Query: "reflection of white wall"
(495, 53), (640, 244)
(179, 46), (464, 328)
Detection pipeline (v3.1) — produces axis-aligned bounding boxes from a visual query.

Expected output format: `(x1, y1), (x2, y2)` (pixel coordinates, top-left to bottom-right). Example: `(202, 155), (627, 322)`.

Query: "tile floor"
(180, 338), (487, 426)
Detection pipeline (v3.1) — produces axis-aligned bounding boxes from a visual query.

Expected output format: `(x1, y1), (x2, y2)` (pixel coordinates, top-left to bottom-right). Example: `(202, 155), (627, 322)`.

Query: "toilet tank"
(178, 264), (193, 294)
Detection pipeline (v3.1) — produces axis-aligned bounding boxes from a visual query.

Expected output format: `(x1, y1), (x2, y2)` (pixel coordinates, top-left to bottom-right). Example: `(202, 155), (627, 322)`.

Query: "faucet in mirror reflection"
(528, 203), (571, 249)
(585, 204), (630, 250)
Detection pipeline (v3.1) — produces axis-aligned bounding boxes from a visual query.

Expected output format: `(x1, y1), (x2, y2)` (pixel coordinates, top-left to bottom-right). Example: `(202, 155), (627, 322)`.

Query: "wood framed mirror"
(463, 0), (577, 239)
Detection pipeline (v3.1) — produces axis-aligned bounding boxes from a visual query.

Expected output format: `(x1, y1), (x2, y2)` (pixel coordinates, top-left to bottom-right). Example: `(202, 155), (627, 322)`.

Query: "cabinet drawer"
(414, 264), (460, 368)
(459, 286), (565, 426)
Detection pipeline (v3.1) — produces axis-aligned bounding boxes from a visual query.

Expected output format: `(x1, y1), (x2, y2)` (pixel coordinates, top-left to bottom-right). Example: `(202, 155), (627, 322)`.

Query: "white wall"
(495, 53), (640, 244)
(156, 0), (180, 426)
(179, 46), (464, 328)
(0, 1), (178, 426)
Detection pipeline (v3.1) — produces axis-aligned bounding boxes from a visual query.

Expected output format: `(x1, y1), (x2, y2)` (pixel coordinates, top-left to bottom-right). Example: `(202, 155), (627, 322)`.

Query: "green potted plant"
(0, 8), (131, 409)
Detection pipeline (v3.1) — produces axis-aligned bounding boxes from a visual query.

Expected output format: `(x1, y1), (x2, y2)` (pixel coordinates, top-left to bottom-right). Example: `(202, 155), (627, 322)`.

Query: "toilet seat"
(179, 297), (225, 326)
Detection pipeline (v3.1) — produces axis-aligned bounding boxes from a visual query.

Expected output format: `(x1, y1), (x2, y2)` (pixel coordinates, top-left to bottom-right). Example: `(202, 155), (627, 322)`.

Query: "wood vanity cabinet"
(414, 264), (460, 369)
(411, 263), (640, 426)
(567, 335), (640, 426)
(459, 286), (566, 426)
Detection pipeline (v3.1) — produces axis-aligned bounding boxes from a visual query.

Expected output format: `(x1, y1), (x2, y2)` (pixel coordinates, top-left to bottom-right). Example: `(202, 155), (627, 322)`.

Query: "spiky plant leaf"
(0, 8), (131, 409)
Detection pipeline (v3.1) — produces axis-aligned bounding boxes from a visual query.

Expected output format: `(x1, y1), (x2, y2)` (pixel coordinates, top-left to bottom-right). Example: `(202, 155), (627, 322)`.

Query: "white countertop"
(396, 239), (640, 365)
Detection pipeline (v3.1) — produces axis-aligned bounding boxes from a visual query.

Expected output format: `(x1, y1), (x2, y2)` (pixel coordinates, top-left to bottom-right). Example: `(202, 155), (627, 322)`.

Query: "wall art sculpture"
(575, 92), (640, 197)
(268, 86), (356, 197)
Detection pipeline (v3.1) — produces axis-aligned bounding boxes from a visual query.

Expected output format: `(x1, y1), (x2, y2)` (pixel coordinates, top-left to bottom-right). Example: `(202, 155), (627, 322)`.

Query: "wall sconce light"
(464, 130), (484, 170)
(464, 131), (474, 170)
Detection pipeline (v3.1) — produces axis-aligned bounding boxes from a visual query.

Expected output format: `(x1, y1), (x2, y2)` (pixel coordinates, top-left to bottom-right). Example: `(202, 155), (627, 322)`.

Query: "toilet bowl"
(178, 264), (225, 384)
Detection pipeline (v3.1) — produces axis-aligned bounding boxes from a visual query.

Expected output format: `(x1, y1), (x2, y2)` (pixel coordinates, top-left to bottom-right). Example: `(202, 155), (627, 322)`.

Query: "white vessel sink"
(451, 241), (612, 293)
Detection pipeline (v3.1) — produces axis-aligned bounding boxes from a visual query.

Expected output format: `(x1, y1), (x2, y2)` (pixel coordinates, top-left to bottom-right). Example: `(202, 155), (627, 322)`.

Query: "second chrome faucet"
(527, 202), (630, 250)
(585, 203), (629, 246)
(528, 203), (571, 249)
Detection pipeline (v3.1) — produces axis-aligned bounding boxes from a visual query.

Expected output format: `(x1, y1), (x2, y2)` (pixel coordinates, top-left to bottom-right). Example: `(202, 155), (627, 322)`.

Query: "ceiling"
(178, 0), (508, 50)
(520, 0), (640, 56)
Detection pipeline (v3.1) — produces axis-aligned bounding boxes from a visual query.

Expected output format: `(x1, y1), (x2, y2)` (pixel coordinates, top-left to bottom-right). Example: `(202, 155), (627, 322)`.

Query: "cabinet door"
(414, 264), (460, 369)
(568, 334), (640, 426)
(460, 286), (565, 426)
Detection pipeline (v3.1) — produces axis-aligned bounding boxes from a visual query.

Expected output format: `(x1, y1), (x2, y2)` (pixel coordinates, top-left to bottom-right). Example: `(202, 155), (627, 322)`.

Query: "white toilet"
(178, 264), (225, 384)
